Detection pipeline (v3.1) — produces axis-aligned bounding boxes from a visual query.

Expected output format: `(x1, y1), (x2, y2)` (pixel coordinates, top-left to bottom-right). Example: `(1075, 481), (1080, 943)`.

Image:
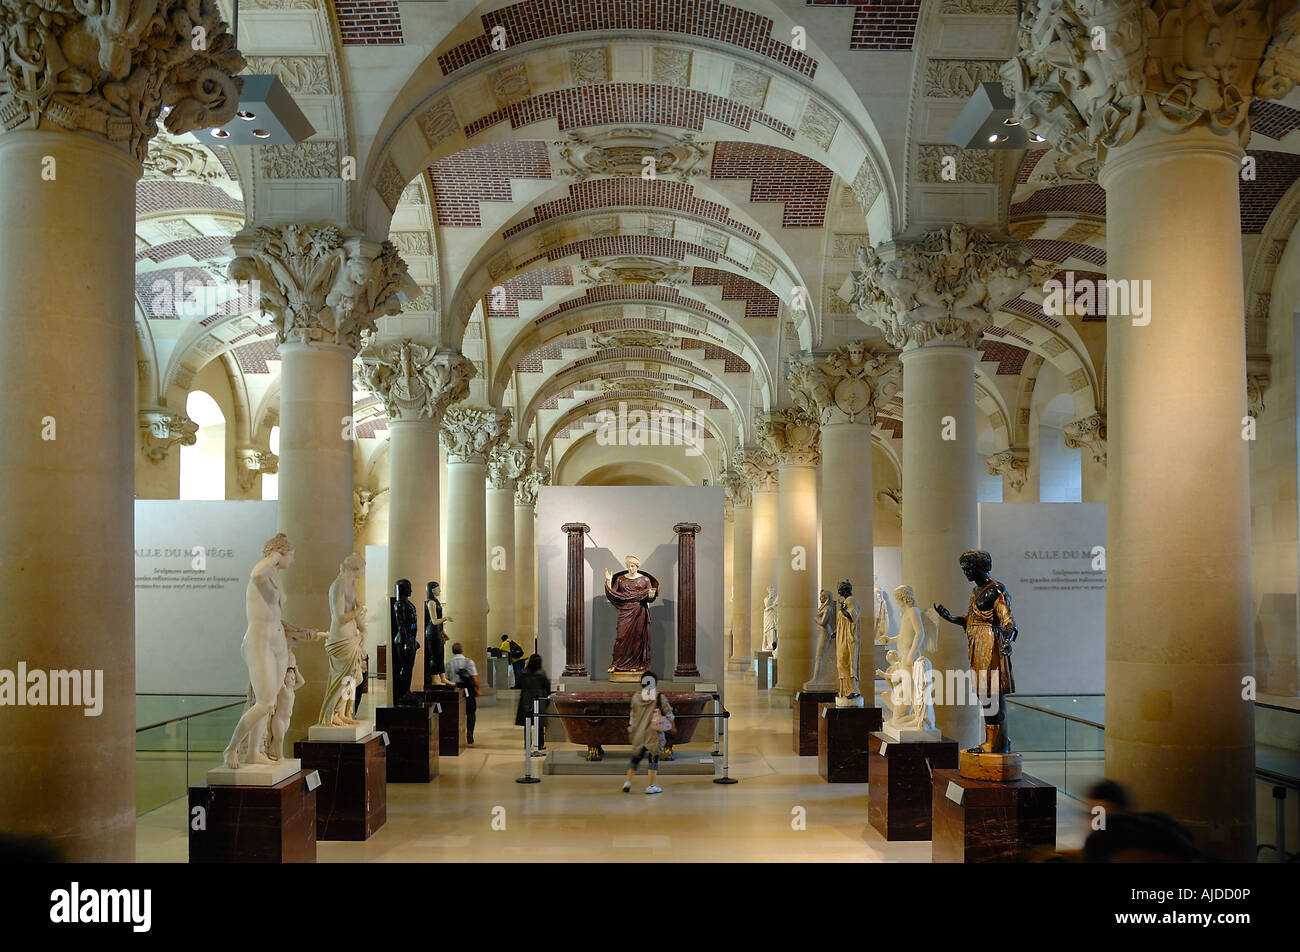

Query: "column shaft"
(387, 419), (441, 692)
(730, 505), (753, 667)
(749, 490), (779, 662)
(820, 421), (875, 605)
(446, 460), (489, 696)
(515, 503), (536, 650)
(562, 523), (590, 676)
(486, 484), (515, 644)
(772, 464), (818, 705)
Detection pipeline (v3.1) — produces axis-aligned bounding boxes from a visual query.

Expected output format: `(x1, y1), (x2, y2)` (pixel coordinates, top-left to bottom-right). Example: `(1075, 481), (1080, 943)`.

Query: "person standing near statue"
(935, 549), (1018, 753)
(834, 580), (863, 707)
(448, 642), (479, 746)
(604, 555), (659, 679)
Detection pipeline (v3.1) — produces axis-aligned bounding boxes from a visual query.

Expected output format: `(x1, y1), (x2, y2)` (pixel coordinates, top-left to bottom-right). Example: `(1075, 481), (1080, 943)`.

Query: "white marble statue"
(317, 552), (368, 727)
(877, 648), (905, 716)
(762, 586), (779, 654)
(834, 580), (864, 707)
(879, 585), (939, 734)
(222, 534), (326, 769)
(873, 580), (890, 645)
(806, 588), (837, 687)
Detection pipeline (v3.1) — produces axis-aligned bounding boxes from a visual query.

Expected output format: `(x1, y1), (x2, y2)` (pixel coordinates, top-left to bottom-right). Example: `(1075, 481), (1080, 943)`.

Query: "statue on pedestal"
(935, 549), (1018, 754)
(425, 581), (455, 687)
(806, 588), (837, 688)
(604, 555), (659, 680)
(873, 580), (890, 645)
(761, 586), (779, 654)
(880, 585), (938, 734)
(318, 552), (368, 727)
(390, 578), (419, 702)
(834, 580), (863, 707)
(221, 534), (326, 769)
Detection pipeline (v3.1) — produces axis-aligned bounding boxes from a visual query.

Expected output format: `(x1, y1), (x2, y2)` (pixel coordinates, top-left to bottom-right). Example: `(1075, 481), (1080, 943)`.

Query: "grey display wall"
(134, 500), (277, 694)
(537, 486), (725, 695)
(979, 502), (1107, 694)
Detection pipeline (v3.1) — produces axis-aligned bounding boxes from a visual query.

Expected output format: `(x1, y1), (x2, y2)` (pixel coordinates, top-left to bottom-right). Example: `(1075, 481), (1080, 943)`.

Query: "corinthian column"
(721, 463), (753, 670)
(757, 408), (821, 706)
(0, 0), (243, 861)
(515, 464), (548, 649)
(1003, 0), (1300, 860)
(487, 440), (532, 653)
(441, 406), (510, 703)
(850, 223), (1030, 745)
(736, 444), (780, 671)
(231, 225), (417, 736)
(360, 340), (473, 691)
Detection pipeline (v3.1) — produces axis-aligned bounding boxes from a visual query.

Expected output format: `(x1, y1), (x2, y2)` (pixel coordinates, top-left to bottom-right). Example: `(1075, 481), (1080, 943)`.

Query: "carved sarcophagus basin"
(550, 691), (713, 761)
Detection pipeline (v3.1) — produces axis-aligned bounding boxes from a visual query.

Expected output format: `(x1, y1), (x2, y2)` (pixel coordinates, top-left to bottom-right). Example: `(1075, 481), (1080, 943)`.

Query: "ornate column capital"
(720, 460), (753, 508)
(235, 446), (278, 491)
(1001, 0), (1300, 163)
(138, 409), (196, 463)
(757, 406), (821, 467)
(359, 340), (474, 422)
(788, 342), (901, 426)
(353, 487), (387, 531)
(1064, 413), (1108, 464)
(488, 440), (533, 491)
(1247, 372), (1270, 419)
(0, 0), (245, 161)
(848, 224), (1031, 351)
(230, 226), (418, 352)
(987, 448), (1031, 491)
(514, 462), (550, 508)
(440, 406), (510, 464)
(734, 442), (779, 492)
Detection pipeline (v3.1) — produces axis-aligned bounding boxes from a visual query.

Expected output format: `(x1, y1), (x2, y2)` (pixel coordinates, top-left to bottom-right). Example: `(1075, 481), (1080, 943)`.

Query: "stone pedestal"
(188, 771), (317, 863)
(931, 768), (1056, 863)
(754, 651), (775, 690)
(868, 732), (959, 840)
(423, 686), (467, 756)
(292, 733), (387, 841)
(793, 690), (836, 755)
(376, 705), (440, 782)
(817, 703), (882, 783)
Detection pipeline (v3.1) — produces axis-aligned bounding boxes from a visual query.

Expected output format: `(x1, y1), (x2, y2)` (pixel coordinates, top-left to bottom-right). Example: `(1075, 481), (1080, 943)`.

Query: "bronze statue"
(935, 549), (1018, 754)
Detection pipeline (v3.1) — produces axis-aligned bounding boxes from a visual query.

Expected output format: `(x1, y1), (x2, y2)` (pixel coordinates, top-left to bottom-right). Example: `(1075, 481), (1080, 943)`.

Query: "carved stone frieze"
(554, 128), (709, 182)
(591, 329), (674, 350)
(142, 131), (231, 184)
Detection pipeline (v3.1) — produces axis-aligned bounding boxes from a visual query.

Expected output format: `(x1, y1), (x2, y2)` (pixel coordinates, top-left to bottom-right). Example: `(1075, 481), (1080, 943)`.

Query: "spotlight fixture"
(946, 82), (1037, 150)
(206, 74), (316, 145)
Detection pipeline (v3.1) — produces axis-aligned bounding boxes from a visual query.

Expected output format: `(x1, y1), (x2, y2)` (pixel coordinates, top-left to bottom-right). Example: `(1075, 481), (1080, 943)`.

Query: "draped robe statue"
(318, 552), (367, 727)
(604, 555), (659, 675)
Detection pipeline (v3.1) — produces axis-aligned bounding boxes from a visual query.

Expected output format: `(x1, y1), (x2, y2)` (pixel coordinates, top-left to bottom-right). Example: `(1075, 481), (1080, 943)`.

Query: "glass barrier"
(135, 695), (244, 816)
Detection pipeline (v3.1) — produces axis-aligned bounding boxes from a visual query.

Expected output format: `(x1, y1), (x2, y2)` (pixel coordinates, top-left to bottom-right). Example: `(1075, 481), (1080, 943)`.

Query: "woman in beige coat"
(623, 672), (674, 794)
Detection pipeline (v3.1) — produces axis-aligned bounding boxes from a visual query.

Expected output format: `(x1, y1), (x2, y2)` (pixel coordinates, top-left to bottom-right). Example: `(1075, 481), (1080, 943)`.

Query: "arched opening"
(261, 426), (280, 501)
(179, 391), (225, 500)
(1038, 393), (1081, 503)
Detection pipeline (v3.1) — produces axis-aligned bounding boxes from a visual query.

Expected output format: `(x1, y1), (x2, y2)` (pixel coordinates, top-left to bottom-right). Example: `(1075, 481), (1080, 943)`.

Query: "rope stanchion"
(516, 700), (540, 784)
(714, 707), (737, 784)
(711, 694), (722, 757)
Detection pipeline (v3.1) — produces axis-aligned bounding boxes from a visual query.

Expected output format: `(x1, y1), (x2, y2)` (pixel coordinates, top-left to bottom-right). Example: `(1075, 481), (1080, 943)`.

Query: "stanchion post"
(516, 701), (540, 784)
(713, 706), (737, 784)
(711, 695), (721, 756)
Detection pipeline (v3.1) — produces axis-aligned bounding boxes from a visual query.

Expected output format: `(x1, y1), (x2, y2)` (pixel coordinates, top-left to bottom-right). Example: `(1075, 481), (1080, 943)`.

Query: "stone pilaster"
(487, 440), (532, 649)
(721, 461), (754, 669)
(736, 443), (779, 667)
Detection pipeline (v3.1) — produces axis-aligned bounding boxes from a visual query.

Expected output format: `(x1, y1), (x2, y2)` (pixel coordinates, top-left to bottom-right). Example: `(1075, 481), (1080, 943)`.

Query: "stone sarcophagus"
(550, 691), (712, 761)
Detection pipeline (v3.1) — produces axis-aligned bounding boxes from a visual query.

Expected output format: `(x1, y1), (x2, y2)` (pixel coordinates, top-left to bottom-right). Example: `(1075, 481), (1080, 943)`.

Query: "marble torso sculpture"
(318, 552), (368, 727)
(762, 587), (779, 653)
(881, 584), (937, 733)
(390, 578), (419, 701)
(834, 580), (863, 707)
(807, 588), (836, 686)
(221, 534), (325, 769)
(425, 581), (454, 687)
(604, 555), (659, 676)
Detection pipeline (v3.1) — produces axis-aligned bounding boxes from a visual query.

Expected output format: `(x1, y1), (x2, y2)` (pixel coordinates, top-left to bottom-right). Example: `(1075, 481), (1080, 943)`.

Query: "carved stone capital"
(848, 224), (1031, 351)
(1064, 413), (1108, 464)
(235, 446), (278, 491)
(353, 487), (387, 531)
(139, 409), (197, 463)
(1247, 372), (1270, 419)
(230, 225), (417, 352)
(788, 342), (901, 426)
(720, 462), (753, 509)
(757, 407), (821, 467)
(734, 443), (779, 492)
(515, 463), (550, 508)
(359, 340), (474, 422)
(1001, 0), (1300, 162)
(987, 448), (1031, 491)
(488, 440), (533, 491)
(440, 406), (510, 464)
(143, 130), (232, 185)
(0, 0), (245, 161)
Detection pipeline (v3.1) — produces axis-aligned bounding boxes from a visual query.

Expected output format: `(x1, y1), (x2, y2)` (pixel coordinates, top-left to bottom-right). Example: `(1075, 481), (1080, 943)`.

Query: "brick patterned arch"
(539, 393), (730, 465)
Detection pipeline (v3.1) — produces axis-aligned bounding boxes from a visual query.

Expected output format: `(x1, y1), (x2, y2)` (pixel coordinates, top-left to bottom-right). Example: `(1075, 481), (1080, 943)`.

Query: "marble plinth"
(422, 686), (467, 756)
(959, 749), (1023, 781)
(793, 690), (836, 756)
(755, 651), (776, 690)
(188, 771), (316, 863)
(868, 732), (959, 841)
(307, 720), (374, 742)
(817, 703), (882, 783)
(882, 724), (944, 743)
(206, 758), (302, 787)
(931, 769), (1056, 863)
(292, 733), (387, 841)
(376, 705), (440, 782)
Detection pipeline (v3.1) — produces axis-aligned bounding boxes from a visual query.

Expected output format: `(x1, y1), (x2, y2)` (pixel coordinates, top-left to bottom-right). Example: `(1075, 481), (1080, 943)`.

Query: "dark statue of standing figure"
(934, 549), (1018, 754)
(390, 578), (419, 703)
(603, 554), (659, 678)
(424, 581), (452, 687)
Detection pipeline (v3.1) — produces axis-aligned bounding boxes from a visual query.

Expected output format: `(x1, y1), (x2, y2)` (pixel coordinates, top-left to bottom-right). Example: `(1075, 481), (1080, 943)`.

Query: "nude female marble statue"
(317, 552), (368, 727)
(761, 587), (779, 653)
(604, 555), (659, 675)
(834, 580), (863, 707)
(222, 534), (325, 769)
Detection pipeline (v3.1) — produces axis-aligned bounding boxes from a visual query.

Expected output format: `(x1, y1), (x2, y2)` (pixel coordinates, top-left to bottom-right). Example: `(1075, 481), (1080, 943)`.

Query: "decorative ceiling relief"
(578, 258), (692, 286)
(554, 128), (710, 182)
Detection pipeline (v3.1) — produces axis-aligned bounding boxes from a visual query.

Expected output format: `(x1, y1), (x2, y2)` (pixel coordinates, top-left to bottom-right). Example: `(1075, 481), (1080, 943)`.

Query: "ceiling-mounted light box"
(206, 75), (316, 146)
(946, 82), (1046, 150)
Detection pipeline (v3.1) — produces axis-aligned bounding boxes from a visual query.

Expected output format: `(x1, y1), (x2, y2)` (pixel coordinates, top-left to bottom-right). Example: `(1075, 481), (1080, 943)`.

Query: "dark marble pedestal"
(188, 771), (316, 863)
(817, 704), (882, 783)
(868, 733), (959, 840)
(931, 768), (1056, 862)
(793, 690), (836, 755)
(377, 705), (440, 782)
(292, 733), (387, 841)
(422, 686), (467, 756)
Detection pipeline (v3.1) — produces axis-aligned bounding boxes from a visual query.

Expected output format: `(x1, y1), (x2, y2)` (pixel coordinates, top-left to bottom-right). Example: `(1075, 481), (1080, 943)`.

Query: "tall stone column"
(440, 406), (510, 703)
(487, 441), (532, 649)
(562, 523), (591, 676)
(722, 463), (754, 670)
(1064, 414), (1108, 503)
(359, 341), (473, 692)
(1004, 0), (1299, 860)
(758, 408), (821, 706)
(851, 223), (1029, 745)
(673, 523), (703, 678)
(0, 1), (243, 861)
(515, 464), (547, 650)
(232, 225), (416, 739)
(737, 444), (779, 668)
(723, 504), (734, 662)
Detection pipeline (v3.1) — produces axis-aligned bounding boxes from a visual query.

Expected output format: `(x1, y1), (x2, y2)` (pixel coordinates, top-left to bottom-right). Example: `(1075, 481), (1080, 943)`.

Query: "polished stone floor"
(137, 670), (1091, 862)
